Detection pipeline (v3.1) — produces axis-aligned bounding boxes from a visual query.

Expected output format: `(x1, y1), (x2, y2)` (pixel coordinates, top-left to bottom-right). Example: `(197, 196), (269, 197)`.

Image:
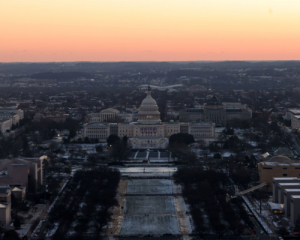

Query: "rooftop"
(264, 155), (295, 163)
(0, 119), (11, 123)
(288, 109), (300, 114)
(291, 195), (300, 199)
(0, 203), (9, 208)
(0, 112), (17, 116)
(278, 183), (300, 186)
(273, 177), (298, 181)
(285, 189), (300, 192)
(262, 162), (300, 166)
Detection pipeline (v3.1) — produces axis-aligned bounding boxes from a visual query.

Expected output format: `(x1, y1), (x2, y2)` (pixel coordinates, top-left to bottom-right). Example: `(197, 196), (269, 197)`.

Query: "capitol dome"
(141, 91), (158, 106)
(138, 86), (161, 124)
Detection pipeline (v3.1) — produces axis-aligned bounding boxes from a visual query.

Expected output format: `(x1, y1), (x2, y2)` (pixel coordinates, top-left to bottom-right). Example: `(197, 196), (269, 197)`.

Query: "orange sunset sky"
(1, 0), (300, 62)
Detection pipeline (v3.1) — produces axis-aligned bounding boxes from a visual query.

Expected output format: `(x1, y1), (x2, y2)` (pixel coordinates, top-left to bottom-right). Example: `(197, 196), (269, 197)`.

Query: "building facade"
(285, 109), (300, 121)
(0, 113), (20, 126)
(0, 202), (11, 227)
(0, 157), (44, 193)
(85, 108), (133, 123)
(258, 156), (300, 188)
(83, 86), (216, 148)
(0, 119), (12, 133)
(0, 107), (24, 120)
(291, 115), (300, 130)
(179, 97), (252, 126)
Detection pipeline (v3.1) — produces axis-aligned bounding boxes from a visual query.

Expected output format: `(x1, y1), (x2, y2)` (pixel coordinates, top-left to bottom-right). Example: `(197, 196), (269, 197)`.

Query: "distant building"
(273, 177), (299, 203)
(0, 202), (11, 227)
(0, 156), (45, 193)
(137, 84), (184, 92)
(85, 108), (133, 123)
(0, 112), (22, 126)
(83, 86), (215, 148)
(285, 109), (300, 121)
(258, 156), (300, 188)
(33, 111), (69, 122)
(285, 108), (300, 129)
(272, 178), (300, 227)
(0, 185), (12, 227)
(0, 119), (12, 133)
(291, 115), (300, 130)
(291, 195), (300, 227)
(188, 85), (207, 92)
(277, 183), (300, 203)
(5, 100), (32, 106)
(181, 122), (215, 141)
(11, 186), (26, 201)
(86, 108), (119, 123)
(83, 122), (110, 142)
(0, 186), (11, 203)
(284, 189), (300, 217)
(179, 96), (252, 126)
(0, 107), (24, 120)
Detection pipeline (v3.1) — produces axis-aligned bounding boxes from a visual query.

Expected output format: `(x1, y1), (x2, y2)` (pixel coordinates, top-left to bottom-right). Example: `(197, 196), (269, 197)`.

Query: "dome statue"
(137, 86), (161, 124)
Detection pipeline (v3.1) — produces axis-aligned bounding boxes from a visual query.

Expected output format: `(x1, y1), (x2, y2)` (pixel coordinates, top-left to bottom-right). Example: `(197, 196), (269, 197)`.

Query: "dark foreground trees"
(110, 136), (130, 162)
(3, 230), (20, 240)
(107, 134), (120, 146)
(169, 133), (195, 145)
(174, 167), (254, 239)
(51, 167), (120, 239)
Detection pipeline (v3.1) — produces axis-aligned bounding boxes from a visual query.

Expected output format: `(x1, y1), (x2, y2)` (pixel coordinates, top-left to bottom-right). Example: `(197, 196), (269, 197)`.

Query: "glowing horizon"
(1, 0), (300, 62)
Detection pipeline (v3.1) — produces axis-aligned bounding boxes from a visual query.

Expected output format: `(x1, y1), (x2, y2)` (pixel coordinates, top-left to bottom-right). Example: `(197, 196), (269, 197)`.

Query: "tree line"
(48, 167), (120, 239)
(174, 167), (254, 239)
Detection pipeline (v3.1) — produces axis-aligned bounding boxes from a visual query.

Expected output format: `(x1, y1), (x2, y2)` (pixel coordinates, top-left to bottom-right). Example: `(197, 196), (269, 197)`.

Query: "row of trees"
(167, 133), (198, 164)
(107, 135), (131, 162)
(49, 167), (120, 239)
(174, 167), (254, 239)
(0, 135), (32, 158)
(0, 116), (82, 158)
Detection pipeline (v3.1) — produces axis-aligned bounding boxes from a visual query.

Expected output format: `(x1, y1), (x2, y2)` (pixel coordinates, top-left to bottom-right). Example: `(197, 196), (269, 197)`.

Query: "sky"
(1, 0), (300, 62)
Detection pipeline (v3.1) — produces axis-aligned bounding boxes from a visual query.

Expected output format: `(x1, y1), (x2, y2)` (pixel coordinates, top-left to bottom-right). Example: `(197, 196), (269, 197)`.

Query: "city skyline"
(1, 0), (300, 62)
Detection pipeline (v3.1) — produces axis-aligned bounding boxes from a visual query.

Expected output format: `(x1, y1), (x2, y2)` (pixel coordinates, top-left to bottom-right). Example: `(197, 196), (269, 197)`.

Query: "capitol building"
(83, 86), (216, 149)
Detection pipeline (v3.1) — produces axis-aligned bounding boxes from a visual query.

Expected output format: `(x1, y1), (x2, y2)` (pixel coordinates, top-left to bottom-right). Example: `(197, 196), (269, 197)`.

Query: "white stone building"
(86, 108), (133, 123)
(0, 107), (24, 120)
(291, 115), (300, 130)
(83, 122), (110, 142)
(0, 112), (21, 126)
(186, 122), (215, 141)
(0, 202), (11, 227)
(286, 109), (300, 121)
(179, 97), (252, 126)
(86, 108), (119, 123)
(0, 119), (12, 133)
(83, 86), (215, 148)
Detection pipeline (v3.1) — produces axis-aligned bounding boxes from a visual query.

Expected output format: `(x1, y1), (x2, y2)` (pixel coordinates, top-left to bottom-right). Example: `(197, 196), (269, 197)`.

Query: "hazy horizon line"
(1, 60), (300, 64)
